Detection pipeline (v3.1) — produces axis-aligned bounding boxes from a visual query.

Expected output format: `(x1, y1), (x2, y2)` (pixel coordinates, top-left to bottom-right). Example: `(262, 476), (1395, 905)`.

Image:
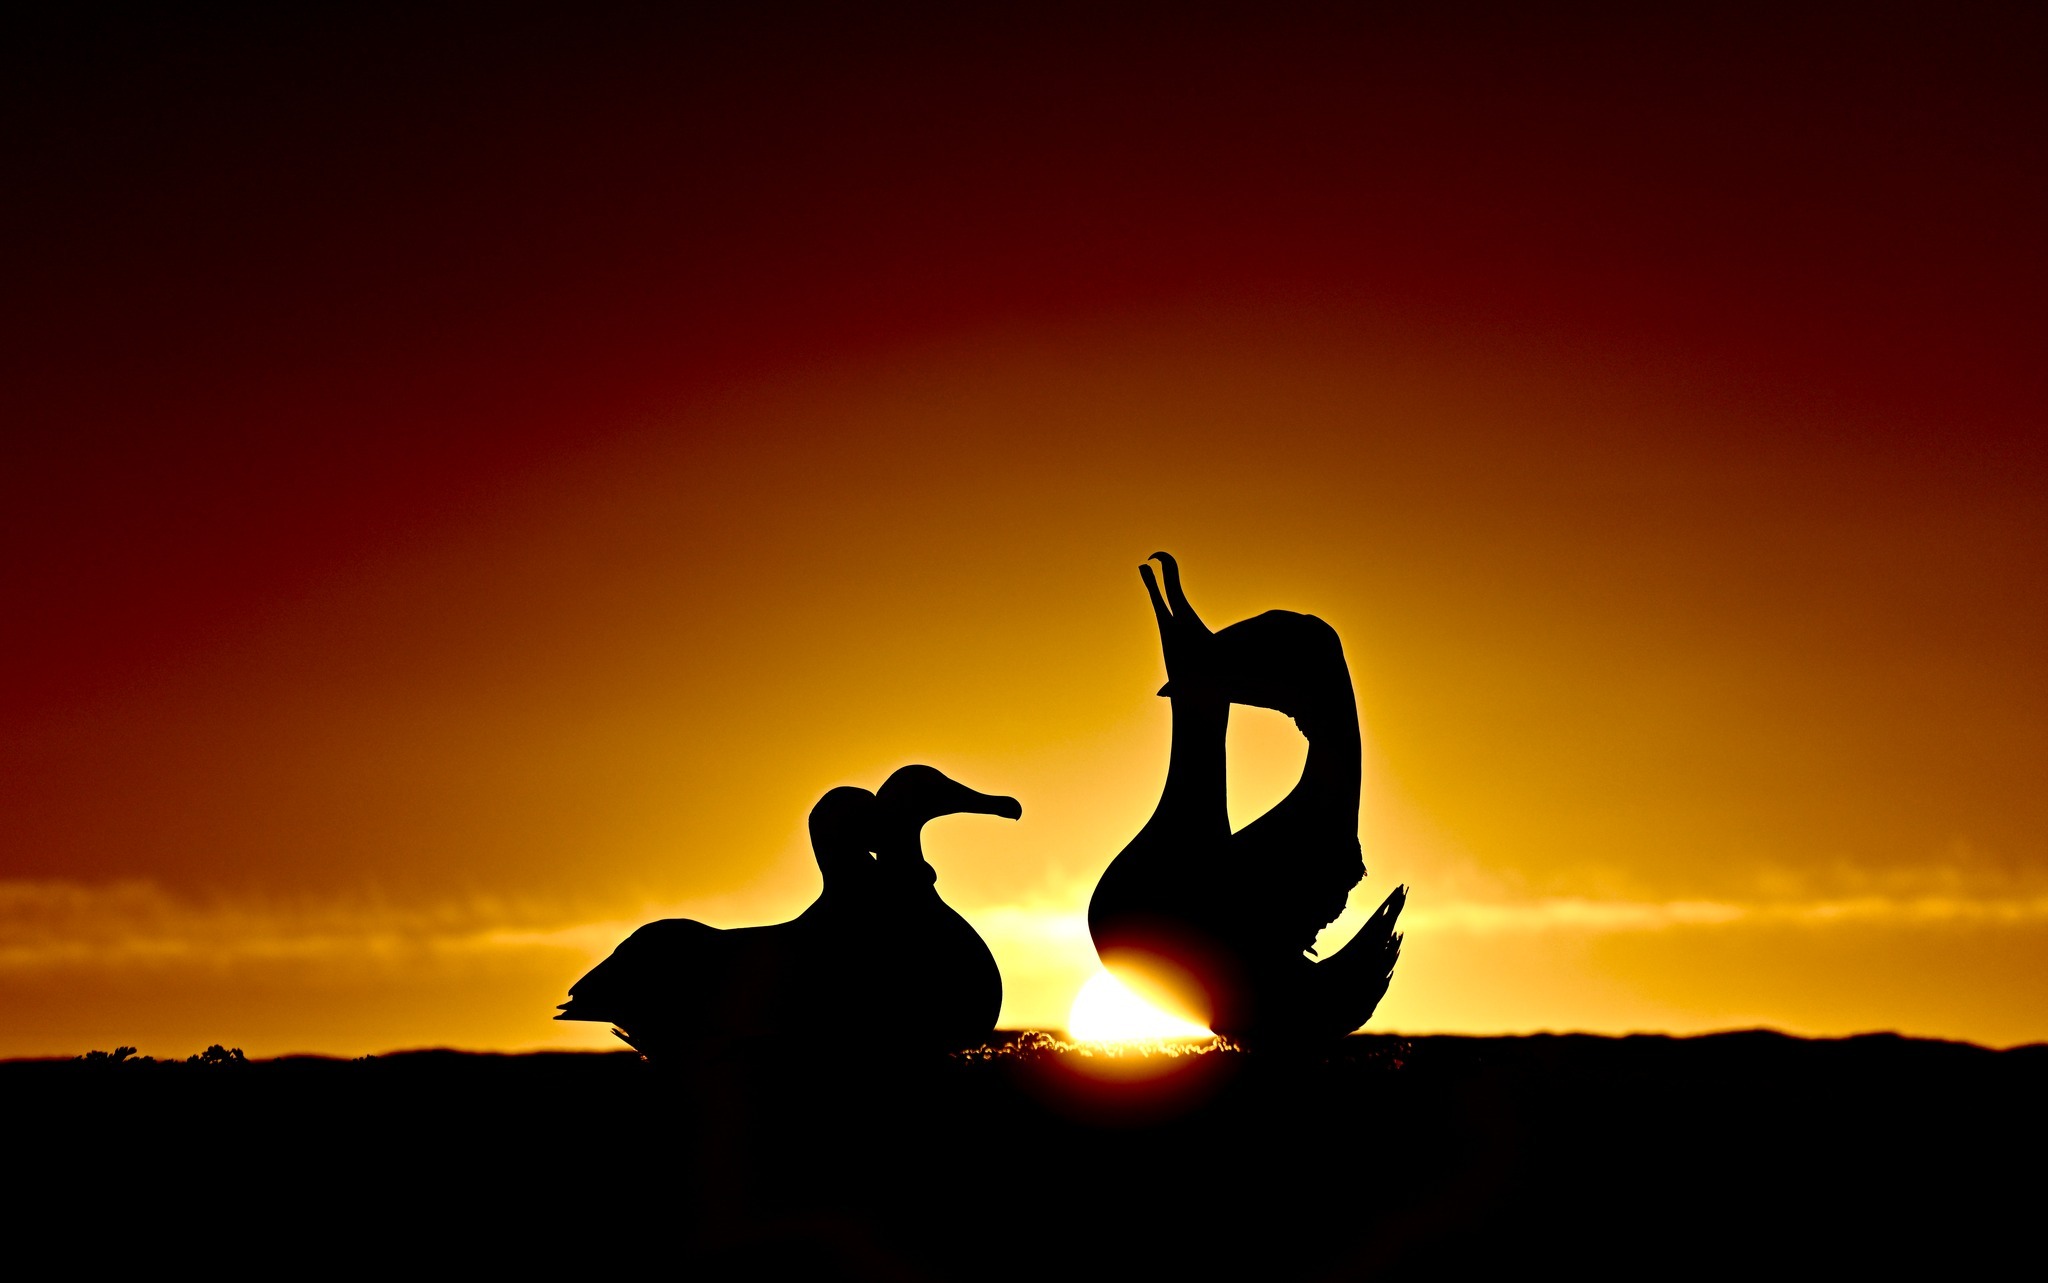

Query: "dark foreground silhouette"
(15, 1032), (2041, 1277)
(1091, 553), (1404, 1048)
(557, 765), (1020, 1056)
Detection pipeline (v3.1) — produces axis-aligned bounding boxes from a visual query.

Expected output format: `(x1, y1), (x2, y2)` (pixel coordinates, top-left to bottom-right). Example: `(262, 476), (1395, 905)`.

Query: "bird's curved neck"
(813, 843), (877, 894)
(873, 819), (938, 884)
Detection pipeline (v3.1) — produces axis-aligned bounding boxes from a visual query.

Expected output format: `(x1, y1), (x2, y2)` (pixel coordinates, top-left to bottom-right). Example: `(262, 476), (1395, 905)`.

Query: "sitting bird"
(1087, 552), (1405, 1050)
(556, 766), (1021, 1057)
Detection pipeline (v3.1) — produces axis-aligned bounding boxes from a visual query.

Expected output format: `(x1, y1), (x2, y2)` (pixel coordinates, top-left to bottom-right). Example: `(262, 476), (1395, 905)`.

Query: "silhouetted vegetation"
(953, 1029), (1239, 1061)
(13, 1031), (2040, 1277)
(74, 1043), (247, 1067)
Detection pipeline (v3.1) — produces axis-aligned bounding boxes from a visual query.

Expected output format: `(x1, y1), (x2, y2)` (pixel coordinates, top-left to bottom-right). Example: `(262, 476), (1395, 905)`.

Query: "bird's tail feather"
(1318, 884), (1406, 1033)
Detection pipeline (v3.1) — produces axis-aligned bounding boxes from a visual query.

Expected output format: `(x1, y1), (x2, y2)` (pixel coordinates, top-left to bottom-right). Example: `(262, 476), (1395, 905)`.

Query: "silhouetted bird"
(556, 766), (1021, 1057)
(1088, 552), (1405, 1049)
(864, 764), (1015, 1048)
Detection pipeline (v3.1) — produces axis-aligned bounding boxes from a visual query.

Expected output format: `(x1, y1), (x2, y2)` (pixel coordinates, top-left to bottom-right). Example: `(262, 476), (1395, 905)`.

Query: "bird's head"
(808, 785), (880, 855)
(873, 766), (1022, 868)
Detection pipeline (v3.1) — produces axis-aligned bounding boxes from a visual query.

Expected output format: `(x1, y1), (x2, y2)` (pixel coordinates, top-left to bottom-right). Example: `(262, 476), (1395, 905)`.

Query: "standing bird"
(556, 767), (1020, 1057)
(1088, 552), (1405, 1049)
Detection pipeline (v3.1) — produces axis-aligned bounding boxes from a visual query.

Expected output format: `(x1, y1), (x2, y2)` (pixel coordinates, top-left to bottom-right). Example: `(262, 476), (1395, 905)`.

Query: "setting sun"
(1066, 970), (1213, 1042)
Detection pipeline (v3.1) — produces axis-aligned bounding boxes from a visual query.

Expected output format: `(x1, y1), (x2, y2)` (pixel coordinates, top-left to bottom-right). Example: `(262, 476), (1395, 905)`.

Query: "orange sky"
(4, 6), (2044, 1056)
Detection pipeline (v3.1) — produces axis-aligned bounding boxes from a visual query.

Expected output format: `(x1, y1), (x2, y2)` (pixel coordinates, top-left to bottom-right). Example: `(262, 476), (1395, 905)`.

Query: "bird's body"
(864, 798), (1006, 1050)
(1088, 553), (1404, 1049)
(558, 770), (1018, 1057)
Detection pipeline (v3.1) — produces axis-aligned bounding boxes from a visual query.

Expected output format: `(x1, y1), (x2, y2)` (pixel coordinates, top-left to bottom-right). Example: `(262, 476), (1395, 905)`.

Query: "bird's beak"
(951, 785), (1023, 821)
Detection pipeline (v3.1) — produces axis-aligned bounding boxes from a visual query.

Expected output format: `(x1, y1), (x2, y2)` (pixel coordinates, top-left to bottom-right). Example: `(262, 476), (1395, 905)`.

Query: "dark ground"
(12, 1031), (2041, 1278)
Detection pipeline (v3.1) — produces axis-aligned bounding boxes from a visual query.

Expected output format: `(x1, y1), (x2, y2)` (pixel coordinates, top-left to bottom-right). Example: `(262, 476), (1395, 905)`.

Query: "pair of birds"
(559, 553), (1405, 1055)
(556, 765), (1020, 1057)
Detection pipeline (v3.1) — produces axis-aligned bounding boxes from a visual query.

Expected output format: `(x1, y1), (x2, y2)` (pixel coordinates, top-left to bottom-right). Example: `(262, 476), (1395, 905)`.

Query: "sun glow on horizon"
(1065, 969), (1213, 1042)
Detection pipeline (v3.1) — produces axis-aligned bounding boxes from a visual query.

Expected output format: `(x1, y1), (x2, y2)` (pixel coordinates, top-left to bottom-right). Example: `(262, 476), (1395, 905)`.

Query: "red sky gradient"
(4, 5), (2043, 1056)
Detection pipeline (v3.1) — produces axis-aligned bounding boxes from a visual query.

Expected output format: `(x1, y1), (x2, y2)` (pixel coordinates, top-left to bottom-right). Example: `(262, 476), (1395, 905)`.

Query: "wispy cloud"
(0, 881), (684, 974)
(7, 873), (2046, 979)
(1403, 893), (2048, 934)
